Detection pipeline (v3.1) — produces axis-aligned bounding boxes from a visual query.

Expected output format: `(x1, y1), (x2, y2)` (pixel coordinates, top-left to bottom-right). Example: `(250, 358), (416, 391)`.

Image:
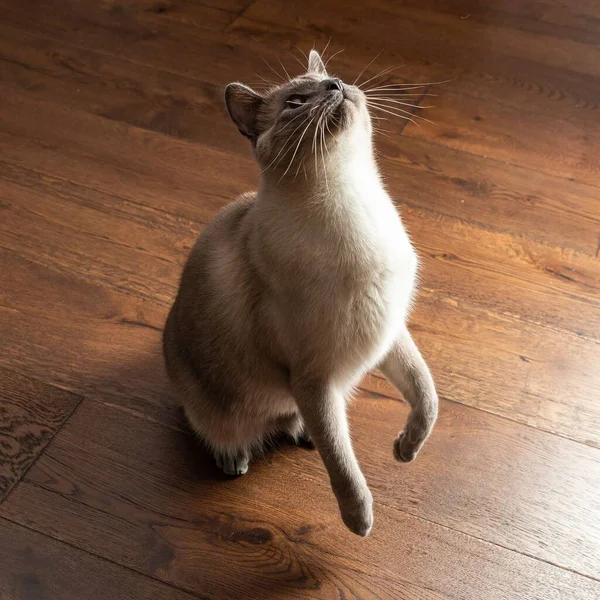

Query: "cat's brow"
(282, 79), (320, 95)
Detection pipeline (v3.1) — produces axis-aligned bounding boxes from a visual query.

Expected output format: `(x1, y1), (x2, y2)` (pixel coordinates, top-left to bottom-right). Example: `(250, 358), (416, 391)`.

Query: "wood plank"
(0, 0), (258, 82)
(0, 86), (256, 207)
(0, 517), (199, 600)
(368, 0), (600, 44)
(0, 250), (178, 429)
(239, 0), (600, 78)
(0, 368), (81, 502)
(402, 89), (600, 187)
(1, 24), (599, 255)
(3, 0), (600, 129)
(0, 21), (236, 147)
(379, 137), (600, 256)
(0, 1), (598, 598)
(2, 146), (599, 352)
(231, 9), (600, 187)
(0, 89), (598, 341)
(1, 399), (598, 597)
(1, 234), (598, 457)
(377, 291), (600, 448)
(0, 98), (598, 443)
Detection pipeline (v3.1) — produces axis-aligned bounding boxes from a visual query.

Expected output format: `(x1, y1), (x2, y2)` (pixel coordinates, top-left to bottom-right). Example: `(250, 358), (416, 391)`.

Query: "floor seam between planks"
(0, 385), (86, 506)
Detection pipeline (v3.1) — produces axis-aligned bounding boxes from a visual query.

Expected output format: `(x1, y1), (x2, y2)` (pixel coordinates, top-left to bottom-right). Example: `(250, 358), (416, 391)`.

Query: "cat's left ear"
(308, 50), (328, 76)
(225, 82), (264, 142)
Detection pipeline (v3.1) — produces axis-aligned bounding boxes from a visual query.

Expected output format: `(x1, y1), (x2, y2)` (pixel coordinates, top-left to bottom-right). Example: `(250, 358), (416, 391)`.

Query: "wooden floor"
(0, 0), (599, 598)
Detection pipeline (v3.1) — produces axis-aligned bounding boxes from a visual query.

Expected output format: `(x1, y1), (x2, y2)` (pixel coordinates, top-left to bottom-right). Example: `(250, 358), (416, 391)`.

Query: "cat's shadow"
(96, 350), (326, 598)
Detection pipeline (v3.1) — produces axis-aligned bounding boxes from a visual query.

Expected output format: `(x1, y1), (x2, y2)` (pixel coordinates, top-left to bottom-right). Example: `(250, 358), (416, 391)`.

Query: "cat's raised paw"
(393, 430), (421, 463)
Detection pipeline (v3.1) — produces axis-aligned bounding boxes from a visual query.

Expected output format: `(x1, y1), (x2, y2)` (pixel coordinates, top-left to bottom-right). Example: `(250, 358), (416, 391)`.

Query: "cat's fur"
(163, 51), (438, 536)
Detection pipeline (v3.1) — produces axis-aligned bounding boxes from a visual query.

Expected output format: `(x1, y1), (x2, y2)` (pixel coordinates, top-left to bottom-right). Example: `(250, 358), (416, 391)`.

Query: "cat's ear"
(308, 50), (328, 76)
(225, 83), (264, 142)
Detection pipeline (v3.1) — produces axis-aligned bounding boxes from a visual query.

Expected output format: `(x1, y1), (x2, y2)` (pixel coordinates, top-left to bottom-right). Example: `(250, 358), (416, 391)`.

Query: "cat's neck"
(259, 129), (383, 204)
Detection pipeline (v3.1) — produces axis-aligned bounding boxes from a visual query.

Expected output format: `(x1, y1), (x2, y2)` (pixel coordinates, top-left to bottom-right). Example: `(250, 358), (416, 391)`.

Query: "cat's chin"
(329, 98), (356, 132)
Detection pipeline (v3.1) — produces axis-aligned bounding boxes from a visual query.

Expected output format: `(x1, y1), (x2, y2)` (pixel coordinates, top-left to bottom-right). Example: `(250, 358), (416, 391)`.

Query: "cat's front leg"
(379, 326), (438, 462)
(291, 378), (373, 536)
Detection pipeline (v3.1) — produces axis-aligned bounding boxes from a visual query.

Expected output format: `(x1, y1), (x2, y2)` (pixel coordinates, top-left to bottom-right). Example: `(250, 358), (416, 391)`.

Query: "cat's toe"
(393, 430), (420, 463)
(219, 452), (250, 476)
(340, 489), (373, 537)
(223, 463), (249, 476)
(296, 426), (315, 449)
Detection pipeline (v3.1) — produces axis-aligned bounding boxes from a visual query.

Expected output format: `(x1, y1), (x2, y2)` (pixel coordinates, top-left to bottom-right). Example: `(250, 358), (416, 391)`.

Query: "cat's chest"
(310, 187), (413, 278)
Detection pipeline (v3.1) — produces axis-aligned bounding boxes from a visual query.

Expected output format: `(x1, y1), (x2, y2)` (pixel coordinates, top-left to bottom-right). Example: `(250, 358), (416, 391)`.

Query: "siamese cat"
(163, 50), (438, 536)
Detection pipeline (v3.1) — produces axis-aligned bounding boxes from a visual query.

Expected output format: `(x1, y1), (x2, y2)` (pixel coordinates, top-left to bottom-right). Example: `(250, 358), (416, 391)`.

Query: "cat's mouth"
(321, 85), (363, 133)
(324, 96), (352, 131)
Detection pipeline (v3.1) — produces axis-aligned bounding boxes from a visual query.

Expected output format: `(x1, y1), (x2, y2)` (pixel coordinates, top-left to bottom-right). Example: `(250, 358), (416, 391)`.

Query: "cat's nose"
(327, 78), (344, 91)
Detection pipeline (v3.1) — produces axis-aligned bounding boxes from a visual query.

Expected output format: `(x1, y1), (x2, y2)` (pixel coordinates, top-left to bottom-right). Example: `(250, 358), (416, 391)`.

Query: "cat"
(163, 50), (438, 536)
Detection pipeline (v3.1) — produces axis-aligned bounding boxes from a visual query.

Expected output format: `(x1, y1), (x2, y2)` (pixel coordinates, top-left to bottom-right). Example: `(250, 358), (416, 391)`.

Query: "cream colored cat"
(163, 51), (438, 536)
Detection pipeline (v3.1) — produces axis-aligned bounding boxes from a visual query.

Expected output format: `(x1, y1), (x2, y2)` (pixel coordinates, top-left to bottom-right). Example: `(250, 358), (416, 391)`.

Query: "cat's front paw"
(339, 488), (373, 537)
(393, 430), (423, 463)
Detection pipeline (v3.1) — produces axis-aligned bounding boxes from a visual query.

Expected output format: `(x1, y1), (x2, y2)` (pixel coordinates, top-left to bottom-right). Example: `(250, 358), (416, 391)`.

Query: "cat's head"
(225, 50), (370, 178)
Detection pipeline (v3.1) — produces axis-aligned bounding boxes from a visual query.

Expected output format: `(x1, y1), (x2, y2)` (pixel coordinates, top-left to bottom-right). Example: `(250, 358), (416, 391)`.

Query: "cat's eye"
(285, 95), (307, 109)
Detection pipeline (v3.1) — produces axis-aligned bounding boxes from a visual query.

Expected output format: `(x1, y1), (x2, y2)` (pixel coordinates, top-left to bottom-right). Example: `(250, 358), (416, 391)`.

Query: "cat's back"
(165, 191), (259, 350)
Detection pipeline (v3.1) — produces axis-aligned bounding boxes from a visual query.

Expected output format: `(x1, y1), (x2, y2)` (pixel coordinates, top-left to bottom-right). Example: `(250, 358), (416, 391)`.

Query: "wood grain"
(0, 368), (81, 501)
(239, 0), (600, 78)
(233, 4), (600, 186)
(0, 0), (599, 596)
(0, 89), (598, 340)
(0, 107), (599, 443)
(1, 24), (599, 256)
(1, 399), (599, 598)
(0, 518), (199, 600)
(1, 193), (599, 446)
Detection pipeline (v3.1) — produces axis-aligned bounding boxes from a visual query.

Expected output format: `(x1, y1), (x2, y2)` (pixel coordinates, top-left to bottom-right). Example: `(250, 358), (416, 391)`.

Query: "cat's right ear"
(225, 83), (264, 142)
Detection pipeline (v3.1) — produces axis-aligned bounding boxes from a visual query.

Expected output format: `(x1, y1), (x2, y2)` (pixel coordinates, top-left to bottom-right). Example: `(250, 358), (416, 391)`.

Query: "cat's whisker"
(364, 90), (439, 97)
(364, 80), (449, 92)
(280, 113), (318, 181)
(270, 115), (317, 172)
(321, 37), (332, 62)
(321, 128), (328, 190)
(262, 58), (287, 83)
(372, 127), (392, 138)
(368, 100), (436, 125)
(324, 118), (335, 152)
(367, 102), (421, 127)
(358, 65), (405, 90)
(263, 110), (317, 174)
(353, 52), (382, 86)
(324, 48), (345, 68)
(287, 49), (308, 70)
(251, 72), (279, 88)
(294, 45), (309, 61)
(278, 58), (293, 82)
(370, 104), (424, 125)
(311, 108), (324, 177)
(366, 96), (435, 109)
(300, 107), (322, 180)
(273, 100), (320, 135)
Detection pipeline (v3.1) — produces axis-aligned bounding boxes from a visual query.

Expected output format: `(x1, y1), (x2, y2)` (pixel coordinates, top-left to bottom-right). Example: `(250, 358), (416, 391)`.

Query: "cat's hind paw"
(215, 449), (250, 476)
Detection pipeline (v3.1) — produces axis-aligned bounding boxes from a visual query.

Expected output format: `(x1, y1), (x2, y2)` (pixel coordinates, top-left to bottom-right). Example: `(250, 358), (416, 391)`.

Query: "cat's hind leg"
(182, 404), (259, 476)
(379, 325), (438, 463)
